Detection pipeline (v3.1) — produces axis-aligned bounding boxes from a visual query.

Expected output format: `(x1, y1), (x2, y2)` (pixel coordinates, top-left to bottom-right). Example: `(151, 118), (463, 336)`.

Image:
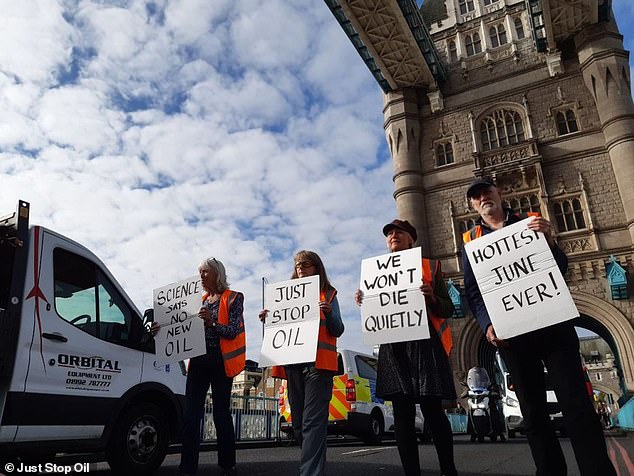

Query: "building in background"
(325, 0), (634, 409)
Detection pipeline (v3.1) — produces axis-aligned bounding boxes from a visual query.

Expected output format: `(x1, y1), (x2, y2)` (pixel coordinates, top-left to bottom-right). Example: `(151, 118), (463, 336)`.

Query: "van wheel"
(362, 412), (384, 444)
(507, 429), (516, 438)
(106, 403), (169, 475)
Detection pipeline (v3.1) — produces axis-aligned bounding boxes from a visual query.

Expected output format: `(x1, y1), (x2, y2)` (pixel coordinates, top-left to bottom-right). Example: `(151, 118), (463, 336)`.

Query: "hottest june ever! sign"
(464, 217), (578, 339)
(153, 276), (207, 363)
(359, 247), (429, 346)
(259, 275), (320, 367)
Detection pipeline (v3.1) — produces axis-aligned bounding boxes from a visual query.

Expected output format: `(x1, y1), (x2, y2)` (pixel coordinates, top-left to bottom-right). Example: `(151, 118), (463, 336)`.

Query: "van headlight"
(506, 396), (519, 407)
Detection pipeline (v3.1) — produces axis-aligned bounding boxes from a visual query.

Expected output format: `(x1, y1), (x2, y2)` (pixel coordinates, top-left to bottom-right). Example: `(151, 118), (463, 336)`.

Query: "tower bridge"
(325, 0), (634, 413)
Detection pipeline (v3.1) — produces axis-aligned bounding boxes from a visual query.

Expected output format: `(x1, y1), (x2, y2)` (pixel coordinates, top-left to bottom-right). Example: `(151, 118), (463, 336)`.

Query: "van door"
(15, 231), (143, 441)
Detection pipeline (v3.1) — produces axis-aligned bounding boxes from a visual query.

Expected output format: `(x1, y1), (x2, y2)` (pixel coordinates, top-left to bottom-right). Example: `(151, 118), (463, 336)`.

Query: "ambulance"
(0, 201), (186, 474)
(278, 349), (425, 444)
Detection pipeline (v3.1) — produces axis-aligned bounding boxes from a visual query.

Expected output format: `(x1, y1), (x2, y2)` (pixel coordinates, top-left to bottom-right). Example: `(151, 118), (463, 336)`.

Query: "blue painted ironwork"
(323, 0), (393, 93)
(396, 0), (446, 82)
(324, 0), (445, 92)
(447, 279), (465, 318)
(606, 255), (629, 300)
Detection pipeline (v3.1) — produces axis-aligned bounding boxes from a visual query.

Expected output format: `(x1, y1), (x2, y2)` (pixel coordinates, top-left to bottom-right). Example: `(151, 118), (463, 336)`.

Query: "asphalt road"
(8, 432), (634, 475)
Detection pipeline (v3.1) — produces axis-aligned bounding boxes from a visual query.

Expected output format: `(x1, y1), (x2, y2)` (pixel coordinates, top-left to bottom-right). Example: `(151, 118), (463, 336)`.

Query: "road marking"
(341, 447), (391, 456)
(609, 437), (634, 476)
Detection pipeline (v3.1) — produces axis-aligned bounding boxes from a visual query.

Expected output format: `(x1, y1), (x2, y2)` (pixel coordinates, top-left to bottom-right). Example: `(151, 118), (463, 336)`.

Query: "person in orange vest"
(178, 257), (245, 476)
(462, 177), (616, 476)
(355, 220), (458, 476)
(259, 250), (344, 476)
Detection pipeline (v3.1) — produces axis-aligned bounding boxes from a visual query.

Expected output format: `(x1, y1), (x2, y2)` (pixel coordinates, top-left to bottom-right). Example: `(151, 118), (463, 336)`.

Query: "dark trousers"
(500, 322), (616, 476)
(392, 396), (457, 476)
(285, 365), (333, 476)
(179, 349), (235, 474)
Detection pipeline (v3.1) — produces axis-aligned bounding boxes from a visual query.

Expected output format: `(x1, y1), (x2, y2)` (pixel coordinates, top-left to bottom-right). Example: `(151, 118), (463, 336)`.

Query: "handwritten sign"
(259, 275), (320, 367)
(359, 247), (429, 346)
(153, 276), (207, 363)
(464, 217), (578, 339)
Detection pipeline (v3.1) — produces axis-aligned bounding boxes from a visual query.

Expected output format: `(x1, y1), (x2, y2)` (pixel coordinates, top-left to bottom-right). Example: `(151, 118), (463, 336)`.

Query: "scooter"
(461, 367), (506, 443)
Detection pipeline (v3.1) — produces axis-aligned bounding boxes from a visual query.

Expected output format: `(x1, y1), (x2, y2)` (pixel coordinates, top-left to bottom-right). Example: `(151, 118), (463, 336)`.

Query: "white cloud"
(20, 0), (631, 362)
(0, 0), (74, 85)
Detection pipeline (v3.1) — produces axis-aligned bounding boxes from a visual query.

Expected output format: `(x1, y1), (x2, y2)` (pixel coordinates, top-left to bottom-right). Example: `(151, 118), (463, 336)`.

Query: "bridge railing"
(203, 394), (281, 442)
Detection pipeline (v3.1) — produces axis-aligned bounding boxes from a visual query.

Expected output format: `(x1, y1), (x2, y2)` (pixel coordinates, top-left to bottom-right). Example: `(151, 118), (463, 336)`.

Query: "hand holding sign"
(259, 275), (320, 367)
(464, 218), (578, 339)
(359, 247), (430, 346)
(153, 276), (207, 364)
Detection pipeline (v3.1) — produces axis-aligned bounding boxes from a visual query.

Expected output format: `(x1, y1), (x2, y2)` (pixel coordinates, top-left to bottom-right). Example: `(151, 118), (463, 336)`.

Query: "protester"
(154, 257), (245, 476)
(355, 220), (458, 476)
(462, 177), (616, 476)
(259, 250), (344, 476)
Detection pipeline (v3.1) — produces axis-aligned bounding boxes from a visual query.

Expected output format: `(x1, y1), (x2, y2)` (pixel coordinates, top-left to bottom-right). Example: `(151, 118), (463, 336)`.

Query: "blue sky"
(1, 0), (632, 360)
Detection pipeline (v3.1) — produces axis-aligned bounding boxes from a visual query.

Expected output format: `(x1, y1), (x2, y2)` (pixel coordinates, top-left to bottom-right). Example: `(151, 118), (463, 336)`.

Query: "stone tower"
(326, 0), (634, 407)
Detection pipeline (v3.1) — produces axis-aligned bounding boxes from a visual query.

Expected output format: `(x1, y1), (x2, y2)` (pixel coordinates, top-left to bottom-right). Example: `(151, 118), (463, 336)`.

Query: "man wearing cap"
(462, 178), (616, 476)
(356, 219), (458, 476)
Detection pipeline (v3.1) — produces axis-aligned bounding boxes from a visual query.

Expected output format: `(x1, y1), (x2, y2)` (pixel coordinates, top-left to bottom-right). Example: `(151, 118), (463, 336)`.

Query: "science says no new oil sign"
(153, 276), (207, 364)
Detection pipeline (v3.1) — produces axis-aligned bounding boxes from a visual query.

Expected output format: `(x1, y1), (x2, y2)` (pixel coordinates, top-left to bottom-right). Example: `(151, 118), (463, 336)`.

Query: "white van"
(494, 351), (564, 437)
(278, 349), (425, 443)
(0, 201), (186, 473)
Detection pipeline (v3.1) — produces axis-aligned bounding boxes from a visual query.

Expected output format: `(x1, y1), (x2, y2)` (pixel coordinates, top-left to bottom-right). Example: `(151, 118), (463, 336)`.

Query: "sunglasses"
(295, 260), (315, 269)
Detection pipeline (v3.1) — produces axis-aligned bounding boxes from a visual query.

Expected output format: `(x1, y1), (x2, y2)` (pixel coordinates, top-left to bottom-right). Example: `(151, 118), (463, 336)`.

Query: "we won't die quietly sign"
(464, 218), (578, 339)
(359, 247), (430, 346)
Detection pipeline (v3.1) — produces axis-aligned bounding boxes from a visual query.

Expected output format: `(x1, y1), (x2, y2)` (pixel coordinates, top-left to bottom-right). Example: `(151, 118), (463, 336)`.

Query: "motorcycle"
(461, 366), (506, 443)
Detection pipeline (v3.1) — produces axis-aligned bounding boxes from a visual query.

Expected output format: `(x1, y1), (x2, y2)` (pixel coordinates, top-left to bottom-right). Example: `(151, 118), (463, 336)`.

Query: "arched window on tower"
(459, 0), (475, 15)
(489, 24), (507, 48)
(465, 33), (482, 56)
(436, 142), (454, 166)
(556, 109), (579, 135)
(514, 17), (525, 39)
(479, 109), (525, 151)
(502, 193), (541, 215)
(448, 40), (458, 63)
(553, 197), (586, 232)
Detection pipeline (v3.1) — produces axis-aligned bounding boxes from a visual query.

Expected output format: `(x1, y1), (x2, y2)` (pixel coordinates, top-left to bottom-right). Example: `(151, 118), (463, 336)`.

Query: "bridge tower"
(326, 0), (634, 406)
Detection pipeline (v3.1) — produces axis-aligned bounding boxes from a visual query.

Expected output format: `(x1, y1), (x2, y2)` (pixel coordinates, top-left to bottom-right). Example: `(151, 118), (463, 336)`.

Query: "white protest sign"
(464, 217), (578, 339)
(359, 247), (429, 346)
(259, 275), (320, 367)
(153, 276), (207, 363)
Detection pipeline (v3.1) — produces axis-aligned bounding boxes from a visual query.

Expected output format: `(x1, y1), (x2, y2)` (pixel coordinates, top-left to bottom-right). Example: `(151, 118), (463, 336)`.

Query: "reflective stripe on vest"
(272, 287), (339, 378)
(216, 289), (246, 378)
(422, 258), (453, 356)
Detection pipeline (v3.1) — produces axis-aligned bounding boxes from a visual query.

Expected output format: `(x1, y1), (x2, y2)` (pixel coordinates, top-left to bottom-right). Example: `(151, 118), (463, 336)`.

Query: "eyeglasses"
(295, 261), (315, 269)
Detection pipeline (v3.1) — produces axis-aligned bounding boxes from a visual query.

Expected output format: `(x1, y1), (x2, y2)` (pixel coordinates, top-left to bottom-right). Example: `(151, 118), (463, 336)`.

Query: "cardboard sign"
(464, 217), (578, 339)
(153, 276), (207, 363)
(259, 275), (320, 367)
(359, 247), (429, 346)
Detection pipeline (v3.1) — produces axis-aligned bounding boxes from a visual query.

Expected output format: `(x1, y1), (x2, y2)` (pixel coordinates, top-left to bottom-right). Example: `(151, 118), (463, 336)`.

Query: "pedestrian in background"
(259, 250), (344, 476)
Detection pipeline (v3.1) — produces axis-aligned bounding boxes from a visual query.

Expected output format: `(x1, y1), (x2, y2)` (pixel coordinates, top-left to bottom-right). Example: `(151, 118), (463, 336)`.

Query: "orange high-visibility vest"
(202, 289), (246, 378)
(422, 258), (453, 356)
(463, 212), (539, 244)
(271, 288), (338, 379)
